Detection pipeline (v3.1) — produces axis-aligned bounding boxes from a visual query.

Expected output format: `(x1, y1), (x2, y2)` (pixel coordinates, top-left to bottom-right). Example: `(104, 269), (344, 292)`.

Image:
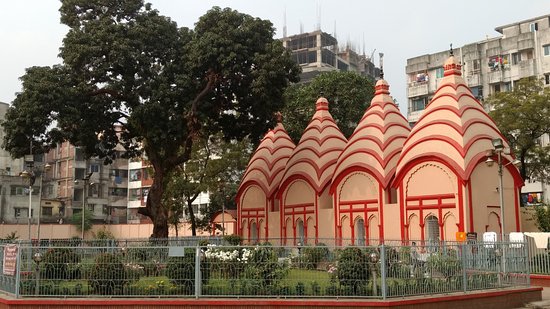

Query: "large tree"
(283, 71), (375, 142)
(487, 77), (550, 183)
(1, 1), (299, 238)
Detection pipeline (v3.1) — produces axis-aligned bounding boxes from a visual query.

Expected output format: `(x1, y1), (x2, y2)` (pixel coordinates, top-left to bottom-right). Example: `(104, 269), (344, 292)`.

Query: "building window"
(512, 52), (521, 65)
(130, 169), (142, 181)
(411, 97), (427, 112)
(493, 84), (501, 93)
(129, 188), (141, 201)
(109, 187), (128, 197)
(471, 86), (483, 99)
(435, 68), (444, 79)
(530, 22), (538, 32)
(90, 164), (100, 173)
(472, 59), (480, 71)
(503, 82), (511, 92)
(544, 44), (550, 56)
(14, 208), (21, 218)
(545, 74), (550, 85)
(42, 207), (53, 216)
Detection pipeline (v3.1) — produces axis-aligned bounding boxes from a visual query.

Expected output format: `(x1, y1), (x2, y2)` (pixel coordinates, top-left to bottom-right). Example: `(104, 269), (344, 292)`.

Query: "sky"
(1, 0), (550, 115)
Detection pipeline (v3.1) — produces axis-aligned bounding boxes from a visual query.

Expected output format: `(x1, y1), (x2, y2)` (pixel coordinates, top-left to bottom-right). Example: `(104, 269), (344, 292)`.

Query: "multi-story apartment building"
(406, 14), (550, 204)
(281, 30), (380, 83)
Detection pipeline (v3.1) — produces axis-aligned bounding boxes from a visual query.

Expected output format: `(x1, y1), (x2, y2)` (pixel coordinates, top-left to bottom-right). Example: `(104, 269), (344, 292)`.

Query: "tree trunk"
(187, 199), (197, 236)
(139, 167), (169, 238)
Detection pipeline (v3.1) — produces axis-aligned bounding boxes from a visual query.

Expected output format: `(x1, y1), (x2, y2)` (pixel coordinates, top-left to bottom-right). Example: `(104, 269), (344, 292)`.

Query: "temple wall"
(470, 161), (520, 234)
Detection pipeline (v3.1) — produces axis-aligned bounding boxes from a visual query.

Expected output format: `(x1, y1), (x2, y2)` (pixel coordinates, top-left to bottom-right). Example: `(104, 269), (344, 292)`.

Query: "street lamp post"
(485, 138), (520, 239)
(36, 163), (51, 242)
(20, 162), (52, 242)
(75, 172), (93, 240)
(20, 155), (35, 241)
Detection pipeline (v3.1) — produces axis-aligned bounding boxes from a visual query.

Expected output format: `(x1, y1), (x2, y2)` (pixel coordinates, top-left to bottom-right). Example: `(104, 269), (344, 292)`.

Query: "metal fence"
(0, 238), (530, 299)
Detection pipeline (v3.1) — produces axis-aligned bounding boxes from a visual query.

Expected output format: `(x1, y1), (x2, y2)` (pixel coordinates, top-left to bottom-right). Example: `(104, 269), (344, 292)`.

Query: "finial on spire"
(379, 52), (384, 79)
(319, 88), (324, 98)
(274, 111), (283, 123)
(450, 43), (454, 56)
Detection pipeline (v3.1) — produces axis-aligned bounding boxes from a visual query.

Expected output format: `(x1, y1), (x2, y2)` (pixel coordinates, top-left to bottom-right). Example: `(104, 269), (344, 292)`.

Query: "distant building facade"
(406, 14), (550, 204)
(281, 30), (380, 83)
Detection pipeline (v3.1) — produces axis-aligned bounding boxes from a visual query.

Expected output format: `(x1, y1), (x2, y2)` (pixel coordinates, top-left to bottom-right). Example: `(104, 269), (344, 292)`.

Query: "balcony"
(519, 59), (535, 77)
(488, 71), (503, 84)
(518, 40), (534, 51)
(407, 82), (429, 98)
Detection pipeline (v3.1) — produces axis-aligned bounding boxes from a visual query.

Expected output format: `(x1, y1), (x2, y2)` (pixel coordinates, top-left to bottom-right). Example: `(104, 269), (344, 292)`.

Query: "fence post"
(524, 238), (530, 286)
(14, 243), (21, 298)
(380, 244), (386, 300)
(194, 246), (201, 298)
(462, 242), (467, 293)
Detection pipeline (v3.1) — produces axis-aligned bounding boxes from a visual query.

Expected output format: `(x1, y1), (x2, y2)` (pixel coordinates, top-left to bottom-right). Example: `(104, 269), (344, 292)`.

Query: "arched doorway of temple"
(402, 162), (458, 242)
(425, 215), (440, 245)
(355, 217), (365, 246)
(487, 211), (500, 233)
(250, 221), (258, 244)
(281, 179), (315, 245)
(296, 218), (305, 244)
(239, 185), (267, 242)
(336, 172), (380, 244)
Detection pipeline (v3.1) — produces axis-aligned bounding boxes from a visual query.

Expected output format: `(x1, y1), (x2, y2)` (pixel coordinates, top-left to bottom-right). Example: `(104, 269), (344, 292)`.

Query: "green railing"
(0, 238), (530, 299)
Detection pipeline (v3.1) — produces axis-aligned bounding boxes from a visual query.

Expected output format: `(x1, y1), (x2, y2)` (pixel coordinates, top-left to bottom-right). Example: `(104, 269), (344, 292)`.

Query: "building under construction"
(281, 30), (380, 83)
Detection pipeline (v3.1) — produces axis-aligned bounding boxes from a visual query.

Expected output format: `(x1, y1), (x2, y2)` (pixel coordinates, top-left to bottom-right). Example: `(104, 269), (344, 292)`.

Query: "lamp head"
(491, 138), (504, 152)
(20, 170), (31, 178)
(485, 157), (495, 167)
(44, 163), (52, 171)
(512, 159), (521, 167)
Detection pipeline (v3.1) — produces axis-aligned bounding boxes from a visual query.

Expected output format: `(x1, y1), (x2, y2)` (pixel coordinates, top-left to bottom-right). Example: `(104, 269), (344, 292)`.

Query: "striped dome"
(238, 120), (295, 198)
(395, 55), (515, 181)
(279, 97), (348, 193)
(333, 78), (411, 189)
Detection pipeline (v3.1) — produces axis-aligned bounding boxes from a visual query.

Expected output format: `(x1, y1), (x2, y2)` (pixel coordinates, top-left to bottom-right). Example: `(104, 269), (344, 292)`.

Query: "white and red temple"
(236, 54), (523, 244)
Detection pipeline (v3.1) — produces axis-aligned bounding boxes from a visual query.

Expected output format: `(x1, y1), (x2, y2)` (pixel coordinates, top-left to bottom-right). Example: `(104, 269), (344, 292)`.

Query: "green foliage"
(336, 246), (369, 292)
(2, 231), (18, 242)
(166, 248), (210, 294)
(533, 204), (550, 232)
(88, 253), (128, 295)
(94, 228), (115, 240)
(70, 210), (93, 234)
(223, 235), (243, 246)
(426, 251), (461, 278)
(242, 245), (288, 288)
(2, 1), (299, 238)
(487, 77), (550, 183)
(283, 71), (375, 141)
(298, 243), (329, 269)
(42, 248), (81, 280)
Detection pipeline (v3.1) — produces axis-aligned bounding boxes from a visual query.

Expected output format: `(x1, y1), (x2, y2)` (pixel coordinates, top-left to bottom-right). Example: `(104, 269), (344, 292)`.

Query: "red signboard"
(3, 245), (17, 276)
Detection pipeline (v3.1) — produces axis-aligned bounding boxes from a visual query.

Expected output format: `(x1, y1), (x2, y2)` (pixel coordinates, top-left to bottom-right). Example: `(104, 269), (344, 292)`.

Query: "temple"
(236, 53), (523, 244)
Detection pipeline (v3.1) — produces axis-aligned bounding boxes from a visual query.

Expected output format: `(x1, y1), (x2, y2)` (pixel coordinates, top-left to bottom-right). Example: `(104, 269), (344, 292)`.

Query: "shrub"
(88, 253), (128, 295)
(337, 246), (369, 293)
(426, 251), (461, 278)
(295, 282), (305, 295)
(223, 235), (243, 245)
(242, 245), (288, 288)
(166, 248), (210, 295)
(301, 243), (329, 270)
(41, 248), (81, 280)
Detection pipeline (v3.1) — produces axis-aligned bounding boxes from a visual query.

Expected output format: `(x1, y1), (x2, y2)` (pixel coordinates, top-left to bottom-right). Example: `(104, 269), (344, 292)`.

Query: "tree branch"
(88, 88), (126, 100)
